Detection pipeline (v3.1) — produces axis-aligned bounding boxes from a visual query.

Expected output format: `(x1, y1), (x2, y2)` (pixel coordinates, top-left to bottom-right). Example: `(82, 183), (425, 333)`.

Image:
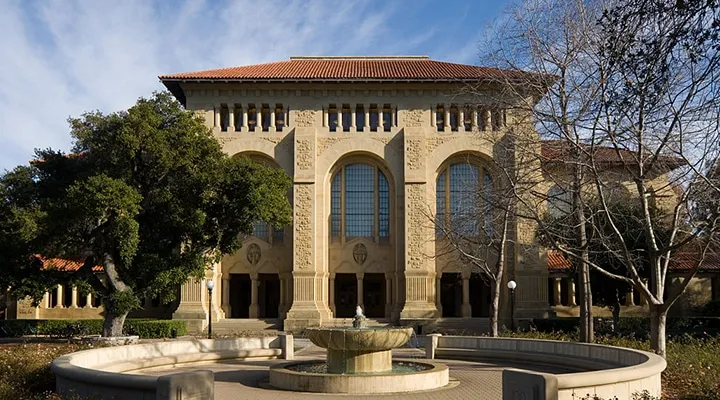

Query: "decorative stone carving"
(262, 137), (283, 144)
(404, 109), (424, 127)
(353, 243), (368, 265)
(426, 137), (452, 154)
(294, 184), (313, 269)
(370, 136), (392, 145)
(406, 184), (425, 269)
(247, 243), (261, 265)
(317, 137), (348, 155)
(405, 139), (423, 171)
(294, 110), (316, 127)
(296, 139), (313, 170)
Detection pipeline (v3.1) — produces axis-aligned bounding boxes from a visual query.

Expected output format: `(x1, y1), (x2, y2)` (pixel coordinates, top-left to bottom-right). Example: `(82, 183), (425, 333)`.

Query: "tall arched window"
(436, 163), (494, 237)
(331, 163), (390, 240)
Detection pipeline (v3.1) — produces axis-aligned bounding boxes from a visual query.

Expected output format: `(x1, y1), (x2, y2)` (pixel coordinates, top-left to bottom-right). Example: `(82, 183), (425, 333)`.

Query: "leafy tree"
(0, 92), (292, 336)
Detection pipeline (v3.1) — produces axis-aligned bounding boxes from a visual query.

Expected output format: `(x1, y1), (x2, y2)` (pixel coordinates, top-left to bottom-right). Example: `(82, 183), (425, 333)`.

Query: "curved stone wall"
(430, 336), (666, 400)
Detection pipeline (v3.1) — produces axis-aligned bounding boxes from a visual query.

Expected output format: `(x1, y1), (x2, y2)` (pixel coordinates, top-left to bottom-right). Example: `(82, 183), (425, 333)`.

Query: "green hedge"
(531, 316), (720, 339)
(0, 319), (186, 339)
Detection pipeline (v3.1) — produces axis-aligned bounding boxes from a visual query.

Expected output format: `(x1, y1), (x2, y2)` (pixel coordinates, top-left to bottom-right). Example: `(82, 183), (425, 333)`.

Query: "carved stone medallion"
(353, 243), (368, 265)
(247, 243), (261, 265)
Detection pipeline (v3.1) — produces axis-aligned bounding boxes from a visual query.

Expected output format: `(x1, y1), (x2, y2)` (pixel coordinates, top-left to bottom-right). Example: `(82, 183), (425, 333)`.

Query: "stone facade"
(166, 77), (551, 332)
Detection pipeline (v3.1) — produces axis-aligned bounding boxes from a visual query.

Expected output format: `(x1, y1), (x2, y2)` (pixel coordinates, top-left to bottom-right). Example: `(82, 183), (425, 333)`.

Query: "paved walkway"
(138, 343), (563, 399)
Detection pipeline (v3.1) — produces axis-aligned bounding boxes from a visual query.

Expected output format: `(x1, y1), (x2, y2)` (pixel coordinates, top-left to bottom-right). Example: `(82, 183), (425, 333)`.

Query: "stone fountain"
(269, 306), (449, 394)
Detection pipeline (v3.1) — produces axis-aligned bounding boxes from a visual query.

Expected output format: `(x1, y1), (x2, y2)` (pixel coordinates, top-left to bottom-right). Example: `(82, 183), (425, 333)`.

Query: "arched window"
(330, 163), (390, 240)
(436, 163), (494, 237)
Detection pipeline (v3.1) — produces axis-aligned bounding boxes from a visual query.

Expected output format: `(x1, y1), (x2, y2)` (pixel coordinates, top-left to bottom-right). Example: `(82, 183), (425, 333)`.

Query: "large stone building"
(157, 56), (551, 332)
(6, 56), (718, 330)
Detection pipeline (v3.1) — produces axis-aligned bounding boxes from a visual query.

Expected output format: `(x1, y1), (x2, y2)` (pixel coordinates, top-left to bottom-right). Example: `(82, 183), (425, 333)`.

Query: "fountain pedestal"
(327, 348), (392, 374)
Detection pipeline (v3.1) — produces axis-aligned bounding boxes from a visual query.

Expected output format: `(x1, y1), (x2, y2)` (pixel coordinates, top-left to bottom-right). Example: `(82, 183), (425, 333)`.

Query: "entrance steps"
(433, 318), (491, 335)
(213, 318), (282, 335)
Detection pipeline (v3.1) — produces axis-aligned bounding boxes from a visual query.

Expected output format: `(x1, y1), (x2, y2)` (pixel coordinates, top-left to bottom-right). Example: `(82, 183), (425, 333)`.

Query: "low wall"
(427, 335), (666, 400)
(52, 335), (293, 400)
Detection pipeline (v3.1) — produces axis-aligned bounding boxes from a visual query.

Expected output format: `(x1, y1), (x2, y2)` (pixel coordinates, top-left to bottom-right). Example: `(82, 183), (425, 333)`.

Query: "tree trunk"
(649, 306), (667, 358)
(102, 307), (129, 337)
(578, 260), (594, 342)
(490, 278), (501, 337)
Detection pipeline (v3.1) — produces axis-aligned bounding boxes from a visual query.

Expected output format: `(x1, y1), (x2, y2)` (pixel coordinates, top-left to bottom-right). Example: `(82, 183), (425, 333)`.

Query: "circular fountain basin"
(305, 326), (413, 373)
(269, 359), (450, 394)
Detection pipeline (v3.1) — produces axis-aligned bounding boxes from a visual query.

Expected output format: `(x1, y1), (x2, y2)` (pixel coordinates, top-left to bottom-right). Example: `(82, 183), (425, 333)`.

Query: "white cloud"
(0, 0), (460, 171)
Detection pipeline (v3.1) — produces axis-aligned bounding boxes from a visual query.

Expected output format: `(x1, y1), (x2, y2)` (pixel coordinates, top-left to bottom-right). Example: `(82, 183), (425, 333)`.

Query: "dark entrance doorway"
(230, 273), (251, 318)
(258, 273), (280, 318)
(441, 273), (462, 317)
(363, 273), (386, 318)
(334, 273), (357, 318)
(470, 273), (491, 317)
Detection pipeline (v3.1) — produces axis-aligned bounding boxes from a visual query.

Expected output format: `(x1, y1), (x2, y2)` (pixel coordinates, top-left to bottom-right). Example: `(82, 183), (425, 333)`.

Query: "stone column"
(270, 107), (276, 131)
(567, 280), (577, 306)
(337, 107), (343, 130)
(242, 107), (248, 131)
(323, 107), (329, 128)
(625, 287), (634, 306)
(461, 274), (471, 317)
(365, 105), (370, 132)
(228, 104), (235, 132)
(172, 279), (206, 320)
(356, 273), (364, 309)
(256, 108), (262, 132)
(472, 109), (478, 130)
(214, 104), (221, 129)
(85, 294), (93, 308)
(249, 274), (259, 318)
(70, 286), (78, 308)
(430, 105), (436, 128)
(42, 292), (50, 309)
(329, 274), (335, 315)
(350, 106), (356, 131)
(55, 284), (64, 308)
(444, 108), (450, 131)
(553, 278), (562, 306)
(283, 127), (333, 332)
(458, 109), (465, 132)
(222, 278), (231, 317)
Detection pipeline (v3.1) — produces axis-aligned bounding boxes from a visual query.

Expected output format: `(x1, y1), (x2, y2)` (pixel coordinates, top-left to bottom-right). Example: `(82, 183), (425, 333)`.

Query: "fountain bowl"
(305, 326), (413, 351)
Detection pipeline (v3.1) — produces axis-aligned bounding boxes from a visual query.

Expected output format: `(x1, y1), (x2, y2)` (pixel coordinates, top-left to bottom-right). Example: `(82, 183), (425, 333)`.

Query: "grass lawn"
(0, 336), (718, 400)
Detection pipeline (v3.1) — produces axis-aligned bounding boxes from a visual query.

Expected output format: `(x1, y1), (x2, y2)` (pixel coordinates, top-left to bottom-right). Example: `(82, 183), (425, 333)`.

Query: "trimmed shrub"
(124, 319), (187, 339)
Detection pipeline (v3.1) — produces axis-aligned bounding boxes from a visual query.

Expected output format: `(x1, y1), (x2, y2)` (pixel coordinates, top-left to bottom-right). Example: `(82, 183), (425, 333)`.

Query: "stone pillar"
(284, 127), (332, 332)
(364, 105), (370, 132)
(350, 105), (356, 131)
(329, 274), (336, 315)
(70, 286), (78, 308)
(567, 280), (577, 306)
(444, 108), (450, 130)
(356, 273), (364, 309)
(472, 109), (478, 130)
(222, 278), (231, 317)
(228, 104), (235, 132)
(625, 287), (634, 306)
(337, 107), (343, 130)
(553, 278), (562, 306)
(249, 274), (259, 318)
(214, 104), (221, 129)
(242, 107), (248, 131)
(323, 107), (329, 127)
(42, 292), (50, 309)
(172, 279), (206, 320)
(55, 284), (64, 308)
(458, 109), (465, 132)
(400, 131), (439, 320)
(270, 107), (276, 131)
(430, 104), (436, 128)
(461, 274), (471, 317)
(256, 108), (262, 132)
(85, 293), (93, 308)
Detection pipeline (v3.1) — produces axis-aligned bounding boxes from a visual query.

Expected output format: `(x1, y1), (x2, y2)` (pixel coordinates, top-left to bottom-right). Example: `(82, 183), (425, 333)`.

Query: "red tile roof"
(547, 251), (720, 272)
(540, 140), (685, 169)
(39, 256), (103, 272)
(159, 56), (528, 82)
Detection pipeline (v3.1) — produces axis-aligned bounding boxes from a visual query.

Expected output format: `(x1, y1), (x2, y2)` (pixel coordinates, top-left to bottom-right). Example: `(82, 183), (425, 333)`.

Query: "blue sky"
(0, 0), (513, 171)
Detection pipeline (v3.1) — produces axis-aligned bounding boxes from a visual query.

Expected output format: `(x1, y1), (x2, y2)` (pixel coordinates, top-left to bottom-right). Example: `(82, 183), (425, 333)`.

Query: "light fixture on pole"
(507, 280), (517, 332)
(206, 280), (215, 339)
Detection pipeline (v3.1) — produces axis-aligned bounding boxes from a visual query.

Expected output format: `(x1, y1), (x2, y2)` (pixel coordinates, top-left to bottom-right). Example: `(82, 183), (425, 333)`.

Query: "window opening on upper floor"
(463, 106), (473, 131)
(329, 104), (339, 132)
(436, 104), (445, 132)
(382, 104), (392, 132)
(233, 105), (243, 132)
(370, 104), (380, 132)
(275, 104), (285, 132)
(261, 104), (271, 132)
(356, 104), (366, 132)
(220, 105), (230, 132)
(341, 104), (351, 132)
(247, 104), (258, 131)
(492, 108), (506, 131)
(449, 104), (459, 132)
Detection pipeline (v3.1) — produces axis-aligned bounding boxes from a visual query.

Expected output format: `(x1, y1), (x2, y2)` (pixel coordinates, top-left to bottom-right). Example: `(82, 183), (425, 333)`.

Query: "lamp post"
(507, 280), (517, 332)
(206, 280), (215, 339)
